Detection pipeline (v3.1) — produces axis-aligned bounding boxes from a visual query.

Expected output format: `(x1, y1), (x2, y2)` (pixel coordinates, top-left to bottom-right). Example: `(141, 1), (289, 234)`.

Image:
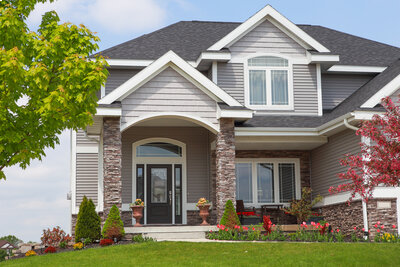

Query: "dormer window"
(246, 56), (293, 110)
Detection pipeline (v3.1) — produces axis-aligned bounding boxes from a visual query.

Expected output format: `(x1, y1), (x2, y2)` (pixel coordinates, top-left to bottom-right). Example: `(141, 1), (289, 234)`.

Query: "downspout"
(343, 117), (369, 240)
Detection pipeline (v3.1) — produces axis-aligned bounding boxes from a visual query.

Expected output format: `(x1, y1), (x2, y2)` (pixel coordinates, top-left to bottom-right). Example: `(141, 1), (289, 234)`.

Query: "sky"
(1, 0), (399, 243)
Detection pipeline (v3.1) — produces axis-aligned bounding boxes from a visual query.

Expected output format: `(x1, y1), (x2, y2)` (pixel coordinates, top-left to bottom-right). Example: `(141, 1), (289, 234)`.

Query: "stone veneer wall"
(215, 118), (236, 222)
(103, 117), (122, 219)
(319, 198), (397, 237)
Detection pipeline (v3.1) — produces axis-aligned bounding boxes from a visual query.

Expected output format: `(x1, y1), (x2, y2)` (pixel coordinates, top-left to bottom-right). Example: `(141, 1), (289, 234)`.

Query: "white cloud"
(27, 0), (167, 34)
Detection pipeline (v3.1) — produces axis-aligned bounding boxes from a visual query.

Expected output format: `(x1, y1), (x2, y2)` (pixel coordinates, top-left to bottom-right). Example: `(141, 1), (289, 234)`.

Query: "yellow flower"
(73, 242), (84, 250)
(25, 250), (37, 257)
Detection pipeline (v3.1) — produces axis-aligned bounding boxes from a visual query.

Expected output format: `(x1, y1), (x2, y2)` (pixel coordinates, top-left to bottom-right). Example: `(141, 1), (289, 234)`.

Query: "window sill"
(246, 105), (294, 111)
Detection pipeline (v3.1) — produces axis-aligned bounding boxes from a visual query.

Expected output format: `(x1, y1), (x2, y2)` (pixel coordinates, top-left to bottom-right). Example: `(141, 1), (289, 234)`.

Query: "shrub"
(263, 215), (273, 235)
(41, 226), (71, 247)
(105, 225), (124, 241)
(83, 238), (92, 246)
(102, 205), (125, 239)
(44, 246), (57, 254)
(59, 241), (67, 249)
(75, 196), (101, 242)
(132, 234), (156, 243)
(219, 200), (240, 229)
(25, 250), (37, 257)
(0, 250), (7, 262)
(283, 187), (322, 223)
(73, 242), (83, 250)
(100, 239), (114, 247)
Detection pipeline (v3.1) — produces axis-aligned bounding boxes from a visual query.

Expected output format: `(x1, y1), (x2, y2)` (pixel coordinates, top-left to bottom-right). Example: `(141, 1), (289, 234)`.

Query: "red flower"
(243, 226), (248, 231)
(353, 226), (357, 231)
(392, 224), (396, 229)
(381, 225), (384, 229)
(362, 228), (365, 232)
(252, 227), (255, 231)
(100, 239), (114, 247)
(377, 229), (380, 233)
(336, 229), (340, 233)
(44, 246), (57, 254)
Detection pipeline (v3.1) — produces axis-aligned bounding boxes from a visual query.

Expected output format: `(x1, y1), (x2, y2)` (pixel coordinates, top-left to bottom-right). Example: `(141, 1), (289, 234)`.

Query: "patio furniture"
(236, 200), (258, 224)
(260, 204), (284, 224)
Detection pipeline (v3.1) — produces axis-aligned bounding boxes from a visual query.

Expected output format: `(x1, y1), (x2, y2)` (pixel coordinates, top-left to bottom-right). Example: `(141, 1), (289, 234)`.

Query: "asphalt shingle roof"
(239, 59), (400, 128)
(97, 21), (400, 66)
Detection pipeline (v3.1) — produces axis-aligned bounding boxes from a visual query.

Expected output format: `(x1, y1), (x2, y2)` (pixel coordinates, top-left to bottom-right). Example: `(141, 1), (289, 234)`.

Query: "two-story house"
(70, 5), (400, 236)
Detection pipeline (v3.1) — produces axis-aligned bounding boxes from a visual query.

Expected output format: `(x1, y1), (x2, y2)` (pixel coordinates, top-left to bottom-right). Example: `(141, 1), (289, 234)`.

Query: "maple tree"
(0, 0), (107, 179)
(330, 96), (400, 200)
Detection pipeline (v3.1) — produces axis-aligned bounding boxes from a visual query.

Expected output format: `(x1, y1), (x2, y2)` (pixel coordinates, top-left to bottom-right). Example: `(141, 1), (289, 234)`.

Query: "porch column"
(215, 118), (236, 222)
(103, 117), (122, 218)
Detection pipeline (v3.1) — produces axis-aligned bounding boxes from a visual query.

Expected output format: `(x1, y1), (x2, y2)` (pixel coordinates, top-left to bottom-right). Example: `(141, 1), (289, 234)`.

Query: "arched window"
(247, 56), (292, 109)
(136, 142), (182, 157)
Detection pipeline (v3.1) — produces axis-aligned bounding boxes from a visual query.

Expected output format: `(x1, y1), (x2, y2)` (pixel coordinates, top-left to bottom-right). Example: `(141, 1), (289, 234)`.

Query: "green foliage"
(75, 196), (101, 242)
(0, 235), (22, 246)
(0, 249), (7, 262)
(219, 200), (240, 229)
(283, 187), (323, 223)
(102, 205), (125, 239)
(59, 241), (67, 249)
(0, 0), (108, 179)
(132, 234), (156, 243)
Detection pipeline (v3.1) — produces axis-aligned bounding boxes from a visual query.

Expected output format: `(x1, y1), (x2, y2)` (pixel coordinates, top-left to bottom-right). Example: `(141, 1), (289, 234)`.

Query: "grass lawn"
(4, 241), (400, 267)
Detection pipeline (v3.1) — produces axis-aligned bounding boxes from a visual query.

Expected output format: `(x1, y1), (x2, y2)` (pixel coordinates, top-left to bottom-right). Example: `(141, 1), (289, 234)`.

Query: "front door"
(147, 164), (172, 224)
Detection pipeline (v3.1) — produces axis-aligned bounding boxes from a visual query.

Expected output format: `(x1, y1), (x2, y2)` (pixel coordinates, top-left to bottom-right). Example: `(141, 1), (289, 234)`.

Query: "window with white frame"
(246, 56), (292, 109)
(235, 159), (300, 205)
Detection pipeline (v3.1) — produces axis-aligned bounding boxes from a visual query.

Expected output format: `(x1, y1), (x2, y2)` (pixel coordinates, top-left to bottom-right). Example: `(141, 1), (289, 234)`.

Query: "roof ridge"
(184, 20), (241, 24)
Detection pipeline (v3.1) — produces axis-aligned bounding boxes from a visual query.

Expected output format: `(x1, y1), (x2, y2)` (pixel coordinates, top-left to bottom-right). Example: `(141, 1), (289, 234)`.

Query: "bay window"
(235, 159), (300, 206)
(247, 55), (292, 109)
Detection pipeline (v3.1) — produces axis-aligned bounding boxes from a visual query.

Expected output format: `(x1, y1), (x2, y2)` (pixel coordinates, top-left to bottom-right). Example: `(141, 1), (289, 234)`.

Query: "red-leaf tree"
(329, 96), (400, 201)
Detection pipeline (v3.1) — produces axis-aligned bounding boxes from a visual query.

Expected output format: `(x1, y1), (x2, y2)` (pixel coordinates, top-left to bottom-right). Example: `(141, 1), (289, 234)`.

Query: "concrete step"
(125, 225), (217, 241)
(144, 231), (206, 240)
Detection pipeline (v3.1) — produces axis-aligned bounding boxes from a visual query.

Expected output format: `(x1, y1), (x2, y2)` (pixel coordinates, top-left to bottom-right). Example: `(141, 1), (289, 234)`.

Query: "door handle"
(169, 190), (172, 205)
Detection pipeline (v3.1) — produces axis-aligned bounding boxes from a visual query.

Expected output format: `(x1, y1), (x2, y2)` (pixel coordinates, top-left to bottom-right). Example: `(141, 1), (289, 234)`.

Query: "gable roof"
(207, 5), (329, 52)
(98, 51), (242, 106)
(96, 23), (400, 67)
(239, 59), (400, 128)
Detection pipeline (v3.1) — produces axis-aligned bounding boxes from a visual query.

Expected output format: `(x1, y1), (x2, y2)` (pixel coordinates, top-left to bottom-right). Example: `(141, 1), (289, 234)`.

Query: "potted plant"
(196, 198), (211, 226)
(283, 187), (322, 224)
(130, 199), (145, 227)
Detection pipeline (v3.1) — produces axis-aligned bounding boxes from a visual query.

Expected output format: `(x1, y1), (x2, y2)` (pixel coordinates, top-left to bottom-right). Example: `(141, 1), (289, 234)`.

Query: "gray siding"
(121, 67), (218, 127)
(121, 127), (210, 203)
(76, 153), (98, 206)
(105, 69), (140, 95)
(311, 129), (361, 196)
(229, 19), (306, 58)
(322, 74), (374, 110)
(293, 64), (318, 115)
(217, 63), (245, 104)
(76, 129), (98, 146)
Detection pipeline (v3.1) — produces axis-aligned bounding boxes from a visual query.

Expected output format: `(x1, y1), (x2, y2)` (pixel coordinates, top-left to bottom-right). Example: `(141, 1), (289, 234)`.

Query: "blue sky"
(1, 0), (399, 243)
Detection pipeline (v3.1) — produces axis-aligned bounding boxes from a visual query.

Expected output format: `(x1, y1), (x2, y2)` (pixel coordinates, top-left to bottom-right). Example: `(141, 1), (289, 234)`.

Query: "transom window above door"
(246, 55), (293, 110)
(136, 142), (182, 157)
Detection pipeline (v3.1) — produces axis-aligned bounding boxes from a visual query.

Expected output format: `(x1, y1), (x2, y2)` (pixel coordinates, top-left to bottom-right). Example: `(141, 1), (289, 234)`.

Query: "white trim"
(217, 107), (254, 119)
(353, 110), (385, 120)
(235, 158), (301, 206)
(120, 112), (220, 134)
(70, 130), (77, 214)
(307, 53), (340, 63)
(98, 51), (242, 107)
(106, 59), (154, 67)
(131, 138), (187, 225)
(100, 85), (105, 98)
(361, 74), (400, 108)
(96, 107), (122, 116)
(212, 61), (218, 84)
(98, 133), (104, 212)
(327, 65), (387, 73)
(316, 64), (323, 116)
(76, 146), (99, 153)
(196, 52), (231, 67)
(243, 53), (294, 111)
(207, 5), (329, 53)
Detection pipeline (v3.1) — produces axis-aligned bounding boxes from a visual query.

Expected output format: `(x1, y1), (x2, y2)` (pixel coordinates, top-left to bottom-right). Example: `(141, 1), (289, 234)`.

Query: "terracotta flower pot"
(198, 204), (211, 226)
(131, 206), (144, 227)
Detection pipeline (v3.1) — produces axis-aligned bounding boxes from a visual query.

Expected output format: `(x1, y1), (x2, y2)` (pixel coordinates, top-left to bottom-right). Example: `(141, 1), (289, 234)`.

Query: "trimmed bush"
(0, 250), (7, 262)
(100, 239), (114, 247)
(219, 200), (240, 229)
(75, 196), (101, 242)
(102, 205), (125, 240)
(44, 246), (57, 254)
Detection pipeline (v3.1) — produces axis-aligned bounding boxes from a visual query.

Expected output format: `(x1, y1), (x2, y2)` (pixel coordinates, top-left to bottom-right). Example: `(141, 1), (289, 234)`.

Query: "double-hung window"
(247, 56), (292, 109)
(235, 159), (300, 205)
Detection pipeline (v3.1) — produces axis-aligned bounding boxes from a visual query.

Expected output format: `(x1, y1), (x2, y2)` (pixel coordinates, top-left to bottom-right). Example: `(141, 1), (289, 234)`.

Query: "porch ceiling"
(235, 135), (327, 150)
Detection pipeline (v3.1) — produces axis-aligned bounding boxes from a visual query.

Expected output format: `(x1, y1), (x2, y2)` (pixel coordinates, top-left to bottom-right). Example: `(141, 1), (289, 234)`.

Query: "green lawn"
(4, 242), (400, 267)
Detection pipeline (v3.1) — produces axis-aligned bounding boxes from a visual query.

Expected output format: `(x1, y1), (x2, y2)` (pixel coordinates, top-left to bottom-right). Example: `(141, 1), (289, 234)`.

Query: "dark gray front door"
(147, 164), (172, 224)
